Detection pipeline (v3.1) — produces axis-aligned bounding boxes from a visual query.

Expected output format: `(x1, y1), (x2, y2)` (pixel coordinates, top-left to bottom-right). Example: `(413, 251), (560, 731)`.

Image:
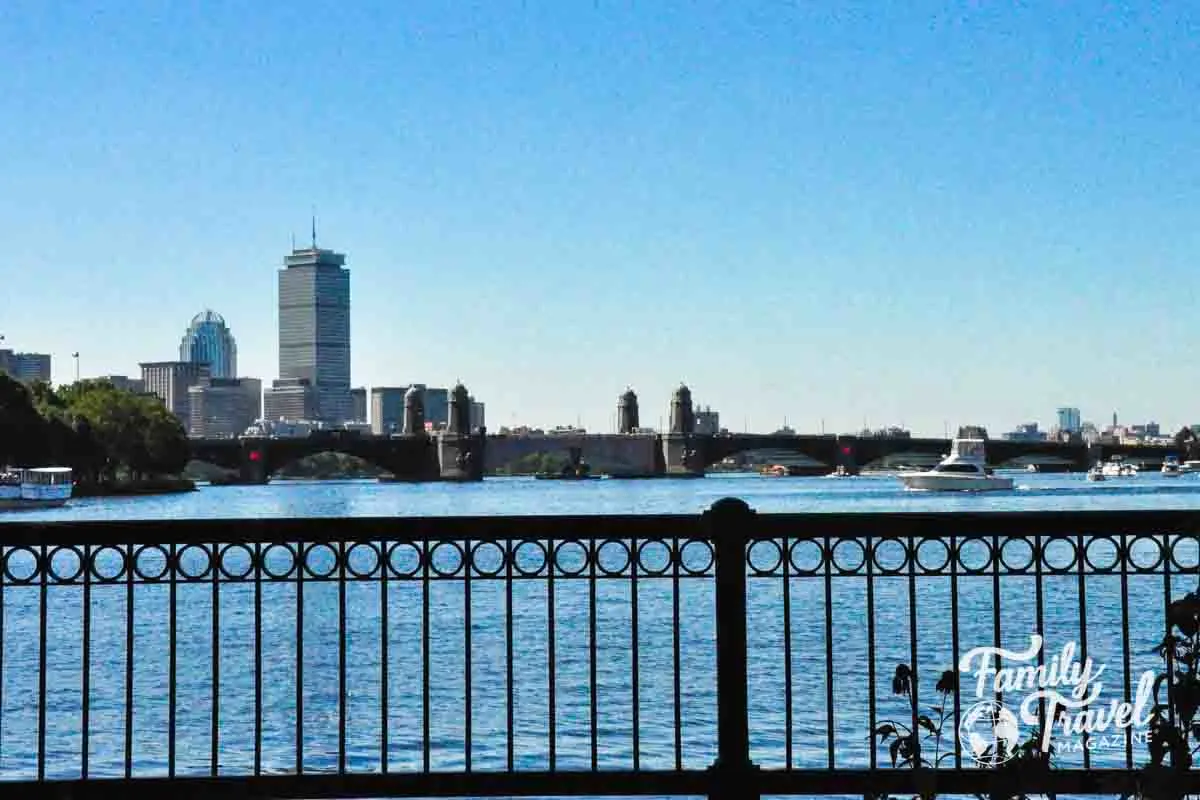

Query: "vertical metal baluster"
(169, 544), (177, 778)
(81, 545), (91, 778)
(1120, 533), (1133, 768)
(464, 537), (473, 773)
(949, 535), (961, 769)
(212, 544), (220, 776)
(505, 541), (514, 773)
(673, 539), (682, 772)
(380, 539), (389, 773)
(1163, 533), (1176, 730)
(296, 542), (305, 774)
(866, 536), (876, 770)
(0, 546), (5, 766)
(824, 534), (835, 768)
(338, 541), (347, 774)
(547, 538), (557, 771)
(907, 534), (919, 766)
(37, 543), (47, 781)
(630, 537), (640, 771)
(1077, 532), (1090, 769)
(1034, 536), (1045, 735)
(254, 542), (262, 776)
(992, 534), (1002, 710)
(783, 534), (793, 769)
(125, 543), (134, 779)
(589, 540), (599, 771)
(422, 539), (431, 773)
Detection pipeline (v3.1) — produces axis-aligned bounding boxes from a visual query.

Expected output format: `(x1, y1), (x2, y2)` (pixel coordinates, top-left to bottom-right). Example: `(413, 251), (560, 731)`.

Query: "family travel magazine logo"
(956, 634), (1156, 764)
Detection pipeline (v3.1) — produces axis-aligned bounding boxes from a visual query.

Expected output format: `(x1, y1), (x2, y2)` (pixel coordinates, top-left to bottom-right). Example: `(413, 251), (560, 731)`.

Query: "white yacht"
(1180, 460), (1200, 474)
(898, 438), (1014, 492)
(1086, 466), (1106, 482)
(1100, 456), (1137, 477)
(1162, 456), (1182, 477)
(0, 467), (74, 511)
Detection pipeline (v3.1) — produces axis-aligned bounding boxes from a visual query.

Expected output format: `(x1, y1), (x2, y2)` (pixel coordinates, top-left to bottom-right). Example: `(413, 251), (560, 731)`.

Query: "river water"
(0, 472), (1197, 786)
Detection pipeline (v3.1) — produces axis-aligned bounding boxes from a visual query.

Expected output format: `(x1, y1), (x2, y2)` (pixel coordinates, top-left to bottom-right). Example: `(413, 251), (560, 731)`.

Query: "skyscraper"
(1057, 407), (1081, 434)
(273, 235), (351, 423)
(179, 310), (237, 378)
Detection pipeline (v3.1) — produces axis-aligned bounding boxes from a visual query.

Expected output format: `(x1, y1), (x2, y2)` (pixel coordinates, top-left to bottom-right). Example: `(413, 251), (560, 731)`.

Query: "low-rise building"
(263, 378), (319, 422)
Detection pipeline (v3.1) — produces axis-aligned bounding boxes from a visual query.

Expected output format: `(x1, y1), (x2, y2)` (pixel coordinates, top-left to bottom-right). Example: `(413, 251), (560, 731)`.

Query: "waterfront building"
(469, 398), (485, 433)
(277, 238), (351, 423)
(96, 375), (145, 394)
(0, 350), (51, 383)
(179, 310), (237, 379)
(370, 385), (450, 434)
(695, 406), (720, 435)
(263, 378), (319, 421)
(188, 377), (262, 438)
(1057, 407), (1081, 434)
(350, 387), (367, 423)
(140, 361), (210, 433)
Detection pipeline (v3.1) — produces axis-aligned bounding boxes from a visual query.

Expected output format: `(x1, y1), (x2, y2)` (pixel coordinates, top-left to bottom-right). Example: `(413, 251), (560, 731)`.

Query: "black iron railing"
(0, 500), (1198, 798)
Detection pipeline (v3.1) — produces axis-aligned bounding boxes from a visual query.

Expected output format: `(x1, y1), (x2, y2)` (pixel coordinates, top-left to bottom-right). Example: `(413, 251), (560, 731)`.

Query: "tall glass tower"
(179, 310), (237, 378)
(277, 239), (351, 423)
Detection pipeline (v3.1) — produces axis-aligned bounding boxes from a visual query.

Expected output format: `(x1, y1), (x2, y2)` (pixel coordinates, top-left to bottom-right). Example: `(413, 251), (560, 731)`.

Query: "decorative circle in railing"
(4, 545), (40, 583)
(219, 543), (255, 580)
(957, 537), (994, 574)
(831, 538), (867, 574)
(1128, 535), (1164, 572)
(788, 539), (824, 575)
(636, 539), (673, 576)
(1170, 535), (1199, 572)
(262, 543), (297, 579)
(470, 541), (506, 577)
(48, 545), (85, 583)
(1083, 536), (1121, 572)
(1041, 536), (1078, 574)
(387, 542), (422, 578)
(553, 540), (589, 577)
(302, 542), (340, 579)
(746, 539), (783, 575)
(91, 544), (130, 582)
(429, 541), (465, 577)
(999, 536), (1036, 573)
(512, 540), (548, 577)
(871, 538), (908, 574)
(916, 537), (951, 573)
(132, 544), (170, 581)
(345, 542), (381, 578)
(596, 539), (631, 576)
(679, 538), (714, 576)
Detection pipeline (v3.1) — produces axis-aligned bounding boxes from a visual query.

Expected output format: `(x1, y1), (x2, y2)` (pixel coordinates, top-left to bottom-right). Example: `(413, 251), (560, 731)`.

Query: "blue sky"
(2, 1), (1197, 435)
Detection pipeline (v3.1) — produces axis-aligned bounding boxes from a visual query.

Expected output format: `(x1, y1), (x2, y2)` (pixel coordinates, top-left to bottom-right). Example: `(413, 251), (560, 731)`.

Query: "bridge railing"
(0, 504), (1198, 798)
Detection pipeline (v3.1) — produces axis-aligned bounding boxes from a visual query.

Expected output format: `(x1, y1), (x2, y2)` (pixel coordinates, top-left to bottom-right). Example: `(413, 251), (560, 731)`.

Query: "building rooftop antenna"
(311, 210), (318, 249)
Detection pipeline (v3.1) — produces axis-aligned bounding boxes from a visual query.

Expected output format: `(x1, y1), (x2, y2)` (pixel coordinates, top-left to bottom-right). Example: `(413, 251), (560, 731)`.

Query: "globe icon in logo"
(958, 700), (1021, 765)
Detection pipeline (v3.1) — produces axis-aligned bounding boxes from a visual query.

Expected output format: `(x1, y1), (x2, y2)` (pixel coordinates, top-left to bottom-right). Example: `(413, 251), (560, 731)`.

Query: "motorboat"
(0, 467), (73, 510)
(1162, 456), (1182, 477)
(1100, 456), (1137, 477)
(1180, 460), (1200, 474)
(826, 465), (854, 478)
(1086, 466), (1106, 482)
(898, 438), (1013, 492)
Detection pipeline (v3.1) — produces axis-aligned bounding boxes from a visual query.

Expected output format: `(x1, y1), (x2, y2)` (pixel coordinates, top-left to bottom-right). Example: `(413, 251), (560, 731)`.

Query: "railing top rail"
(0, 506), (1198, 545)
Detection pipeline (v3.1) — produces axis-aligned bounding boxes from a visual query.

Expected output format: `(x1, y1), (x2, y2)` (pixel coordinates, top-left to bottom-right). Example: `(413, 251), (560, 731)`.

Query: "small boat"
(898, 438), (1013, 492)
(1100, 456), (1137, 477)
(0, 467), (74, 510)
(1162, 456), (1182, 477)
(826, 465), (854, 478)
(1086, 466), (1106, 482)
(1181, 460), (1200, 474)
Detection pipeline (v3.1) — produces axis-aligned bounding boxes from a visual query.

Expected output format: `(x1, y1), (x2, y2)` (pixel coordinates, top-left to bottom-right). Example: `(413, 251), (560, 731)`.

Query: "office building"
(370, 384), (450, 435)
(1057, 407), (1082, 434)
(0, 350), (51, 383)
(278, 238), (351, 422)
(470, 398), (485, 433)
(179, 310), (238, 378)
(263, 378), (319, 421)
(188, 378), (263, 438)
(97, 375), (145, 394)
(695, 406), (720, 435)
(140, 361), (210, 432)
(350, 387), (367, 423)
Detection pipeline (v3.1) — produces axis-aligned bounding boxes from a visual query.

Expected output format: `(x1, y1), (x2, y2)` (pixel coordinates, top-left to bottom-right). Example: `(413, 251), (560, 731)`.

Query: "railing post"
(705, 497), (759, 800)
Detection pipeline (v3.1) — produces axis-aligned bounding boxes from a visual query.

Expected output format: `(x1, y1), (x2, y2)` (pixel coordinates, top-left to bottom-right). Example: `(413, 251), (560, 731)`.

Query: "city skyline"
(3, 3), (1197, 435)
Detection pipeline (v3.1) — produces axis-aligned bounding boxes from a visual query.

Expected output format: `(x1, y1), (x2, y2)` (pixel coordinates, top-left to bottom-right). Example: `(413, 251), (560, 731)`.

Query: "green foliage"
(0, 373), (189, 481)
(492, 450), (571, 476)
(275, 451), (385, 479)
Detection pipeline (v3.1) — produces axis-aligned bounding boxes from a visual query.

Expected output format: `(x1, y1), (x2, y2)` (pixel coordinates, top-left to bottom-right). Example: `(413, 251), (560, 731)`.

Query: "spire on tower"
(311, 212), (317, 249)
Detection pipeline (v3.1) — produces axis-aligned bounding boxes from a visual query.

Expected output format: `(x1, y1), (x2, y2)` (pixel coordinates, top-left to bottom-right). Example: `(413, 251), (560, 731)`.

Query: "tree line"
(0, 373), (189, 483)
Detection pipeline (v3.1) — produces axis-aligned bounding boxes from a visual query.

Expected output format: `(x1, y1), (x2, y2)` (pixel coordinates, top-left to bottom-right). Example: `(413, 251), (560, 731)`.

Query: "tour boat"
(1162, 456), (1182, 477)
(0, 467), (74, 510)
(898, 438), (1014, 492)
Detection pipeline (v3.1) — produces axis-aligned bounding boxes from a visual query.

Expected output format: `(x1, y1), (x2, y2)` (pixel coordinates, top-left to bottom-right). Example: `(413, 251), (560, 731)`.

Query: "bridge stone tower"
(618, 387), (639, 434)
(403, 385), (425, 435)
(438, 382), (484, 480)
(663, 384), (704, 476)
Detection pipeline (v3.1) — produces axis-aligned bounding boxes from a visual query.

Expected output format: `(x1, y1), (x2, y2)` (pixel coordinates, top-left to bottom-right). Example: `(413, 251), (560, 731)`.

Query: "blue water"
(0, 473), (1197, 785)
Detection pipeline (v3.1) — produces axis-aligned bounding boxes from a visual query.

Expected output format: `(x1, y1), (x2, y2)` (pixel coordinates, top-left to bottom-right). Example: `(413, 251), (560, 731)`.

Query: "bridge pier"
(238, 442), (270, 484)
(662, 433), (706, 477)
